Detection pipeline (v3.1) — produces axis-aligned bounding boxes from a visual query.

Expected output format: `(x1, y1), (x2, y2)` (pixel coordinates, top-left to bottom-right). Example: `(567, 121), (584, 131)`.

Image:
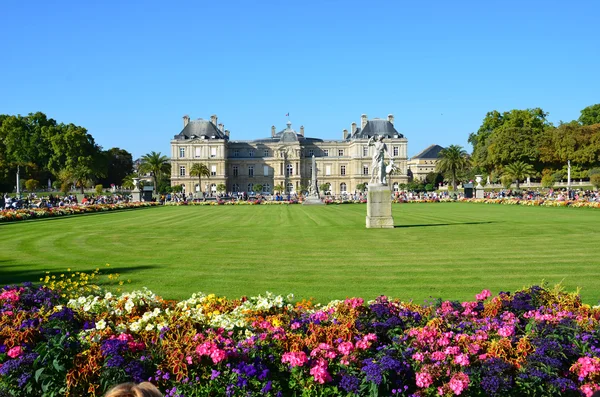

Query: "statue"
(368, 135), (394, 185)
(307, 155), (319, 198)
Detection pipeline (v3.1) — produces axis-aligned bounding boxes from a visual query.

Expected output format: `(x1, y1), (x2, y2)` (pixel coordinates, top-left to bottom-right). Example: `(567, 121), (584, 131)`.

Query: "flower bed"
(1, 280), (599, 396)
(460, 198), (600, 209)
(0, 202), (160, 223)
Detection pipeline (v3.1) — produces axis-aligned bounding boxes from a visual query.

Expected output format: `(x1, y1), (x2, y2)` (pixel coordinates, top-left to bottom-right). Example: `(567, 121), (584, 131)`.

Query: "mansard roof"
(411, 144), (445, 159)
(174, 119), (228, 140)
(350, 119), (404, 140)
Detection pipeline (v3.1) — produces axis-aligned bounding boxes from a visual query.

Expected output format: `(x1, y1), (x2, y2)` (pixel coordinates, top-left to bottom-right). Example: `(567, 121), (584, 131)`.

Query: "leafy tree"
(500, 175), (513, 189)
(591, 174), (600, 189)
(541, 174), (555, 189)
(217, 183), (227, 194)
(139, 151), (170, 194)
(356, 183), (367, 192)
(95, 184), (104, 195)
(436, 145), (470, 191)
(539, 122), (600, 169)
(121, 173), (138, 189)
(253, 184), (263, 194)
(25, 179), (39, 191)
(70, 164), (98, 194)
(319, 183), (330, 194)
(172, 185), (183, 193)
(98, 148), (133, 186)
(425, 172), (444, 187)
(297, 184), (308, 195)
(273, 183), (285, 194)
(579, 104), (600, 126)
(189, 163), (210, 194)
(503, 161), (536, 189)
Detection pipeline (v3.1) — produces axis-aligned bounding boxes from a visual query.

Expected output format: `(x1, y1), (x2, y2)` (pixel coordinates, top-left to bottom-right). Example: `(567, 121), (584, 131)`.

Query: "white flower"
(104, 292), (113, 300)
(96, 319), (107, 330)
(130, 322), (141, 332)
(145, 323), (154, 331)
(125, 300), (135, 313)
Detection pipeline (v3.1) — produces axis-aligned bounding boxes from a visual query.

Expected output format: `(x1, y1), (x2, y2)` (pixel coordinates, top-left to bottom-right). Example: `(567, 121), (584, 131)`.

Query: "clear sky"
(1, 0), (599, 158)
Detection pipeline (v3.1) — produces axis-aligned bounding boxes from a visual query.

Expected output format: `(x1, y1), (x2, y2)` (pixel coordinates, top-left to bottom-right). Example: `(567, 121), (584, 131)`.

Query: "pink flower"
(431, 351), (446, 361)
(337, 341), (353, 356)
(281, 351), (308, 367)
(7, 346), (22, 358)
(196, 341), (216, 356)
(454, 354), (470, 366)
(412, 352), (425, 362)
(571, 357), (600, 379)
(581, 384), (600, 397)
(475, 289), (491, 301)
(291, 322), (301, 330)
(497, 326), (514, 338)
(0, 290), (19, 302)
(186, 356), (193, 364)
(416, 371), (433, 388)
(449, 372), (469, 395)
(209, 348), (226, 364)
(344, 297), (364, 308)
(310, 358), (331, 384)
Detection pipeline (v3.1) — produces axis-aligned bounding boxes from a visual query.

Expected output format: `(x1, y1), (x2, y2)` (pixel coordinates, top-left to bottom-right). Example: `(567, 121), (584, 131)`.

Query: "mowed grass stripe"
(1, 203), (599, 304)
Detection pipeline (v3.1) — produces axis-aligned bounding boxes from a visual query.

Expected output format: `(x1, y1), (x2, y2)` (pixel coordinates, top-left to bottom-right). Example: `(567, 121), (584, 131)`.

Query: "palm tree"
(122, 173), (139, 189)
(436, 145), (470, 191)
(139, 151), (170, 194)
(503, 161), (535, 189)
(273, 183), (285, 194)
(189, 163), (210, 195)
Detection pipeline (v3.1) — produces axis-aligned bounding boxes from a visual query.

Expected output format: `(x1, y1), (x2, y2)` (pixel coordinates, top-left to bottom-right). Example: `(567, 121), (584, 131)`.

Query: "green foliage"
(591, 174), (600, 189)
(500, 175), (513, 189)
(253, 184), (263, 194)
(139, 151), (170, 194)
(95, 184), (103, 195)
(407, 181), (425, 192)
(121, 173), (137, 189)
(588, 168), (600, 177)
(539, 122), (600, 168)
(425, 172), (444, 187)
(425, 183), (434, 191)
(98, 147), (133, 186)
(436, 145), (470, 191)
(503, 161), (536, 189)
(189, 163), (210, 193)
(25, 179), (39, 191)
(541, 174), (555, 189)
(356, 183), (367, 192)
(579, 103), (600, 126)
(217, 183), (227, 193)
(171, 184), (183, 193)
(319, 183), (330, 193)
(273, 183), (285, 193)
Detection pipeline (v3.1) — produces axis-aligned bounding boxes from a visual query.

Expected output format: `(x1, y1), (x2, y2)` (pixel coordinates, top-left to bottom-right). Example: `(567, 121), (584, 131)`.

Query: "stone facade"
(407, 144), (444, 181)
(170, 114), (409, 195)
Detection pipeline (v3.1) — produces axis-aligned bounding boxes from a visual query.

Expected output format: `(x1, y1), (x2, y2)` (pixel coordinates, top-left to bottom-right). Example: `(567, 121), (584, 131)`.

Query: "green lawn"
(1, 203), (599, 304)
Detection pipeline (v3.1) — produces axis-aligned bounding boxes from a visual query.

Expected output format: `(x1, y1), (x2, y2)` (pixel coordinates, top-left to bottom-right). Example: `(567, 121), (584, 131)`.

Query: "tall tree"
(98, 147), (133, 186)
(189, 163), (210, 194)
(503, 161), (536, 189)
(436, 145), (470, 191)
(579, 104), (600, 126)
(139, 151), (170, 194)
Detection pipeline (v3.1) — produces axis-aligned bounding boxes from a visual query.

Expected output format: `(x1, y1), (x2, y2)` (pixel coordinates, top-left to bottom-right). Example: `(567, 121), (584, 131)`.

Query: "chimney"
(218, 123), (224, 132)
(299, 125), (304, 136)
(361, 114), (368, 130)
(210, 114), (218, 126)
(388, 114), (394, 125)
(224, 129), (230, 138)
(183, 115), (190, 127)
(351, 122), (357, 135)
(271, 125), (276, 137)
(343, 129), (349, 140)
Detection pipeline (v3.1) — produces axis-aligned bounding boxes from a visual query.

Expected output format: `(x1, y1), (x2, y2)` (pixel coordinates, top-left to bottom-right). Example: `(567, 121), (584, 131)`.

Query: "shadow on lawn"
(0, 262), (160, 286)
(394, 221), (496, 228)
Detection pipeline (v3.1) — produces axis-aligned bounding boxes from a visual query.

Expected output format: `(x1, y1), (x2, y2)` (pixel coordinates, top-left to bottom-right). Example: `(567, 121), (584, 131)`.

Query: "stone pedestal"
(302, 195), (324, 205)
(475, 189), (484, 199)
(366, 185), (394, 228)
(131, 189), (142, 202)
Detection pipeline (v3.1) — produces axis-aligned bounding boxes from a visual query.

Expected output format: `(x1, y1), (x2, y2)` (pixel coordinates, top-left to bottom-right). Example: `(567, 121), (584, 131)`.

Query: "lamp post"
(567, 160), (572, 199)
(16, 165), (21, 198)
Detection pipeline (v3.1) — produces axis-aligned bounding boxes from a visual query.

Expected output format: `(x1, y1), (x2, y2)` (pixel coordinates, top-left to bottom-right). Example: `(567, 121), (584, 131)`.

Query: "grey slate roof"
(255, 121), (307, 143)
(174, 119), (228, 140)
(411, 144), (445, 159)
(350, 119), (404, 140)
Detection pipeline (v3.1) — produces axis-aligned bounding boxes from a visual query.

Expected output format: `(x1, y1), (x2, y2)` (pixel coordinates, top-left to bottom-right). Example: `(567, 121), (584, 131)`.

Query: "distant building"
(169, 114), (409, 195)
(407, 144), (444, 181)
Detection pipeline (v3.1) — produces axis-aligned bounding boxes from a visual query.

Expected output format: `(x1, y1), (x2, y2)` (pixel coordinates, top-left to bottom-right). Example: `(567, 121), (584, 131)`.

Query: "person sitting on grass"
(104, 382), (162, 397)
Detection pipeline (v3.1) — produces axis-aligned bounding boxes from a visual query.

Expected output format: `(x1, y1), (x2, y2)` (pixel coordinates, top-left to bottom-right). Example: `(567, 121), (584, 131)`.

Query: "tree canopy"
(579, 104), (600, 126)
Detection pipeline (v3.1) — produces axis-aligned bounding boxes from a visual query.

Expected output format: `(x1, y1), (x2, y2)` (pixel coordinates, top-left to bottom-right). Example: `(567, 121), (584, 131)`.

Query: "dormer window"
(323, 149), (329, 157)
(249, 150), (254, 157)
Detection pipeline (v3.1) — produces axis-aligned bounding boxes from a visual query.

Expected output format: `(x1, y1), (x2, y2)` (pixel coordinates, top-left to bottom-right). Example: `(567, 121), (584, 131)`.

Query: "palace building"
(407, 144), (445, 181)
(170, 114), (408, 196)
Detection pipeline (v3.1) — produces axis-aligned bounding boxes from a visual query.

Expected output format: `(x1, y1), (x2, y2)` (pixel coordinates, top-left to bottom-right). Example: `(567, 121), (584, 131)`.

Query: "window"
(308, 149), (314, 157)
(232, 183), (239, 192)
(233, 149), (239, 157)
(393, 182), (399, 192)
(393, 146), (399, 156)
(263, 165), (269, 176)
(210, 147), (217, 157)
(179, 147), (185, 158)
(263, 149), (269, 157)
(249, 150), (254, 157)
(323, 149), (329, 157)
(363, 146), (368, 157)
(232, 165), (238, 177)
(195, 147), (201, 158)
(286, 182), (294, 193)
(210, 184), (216, 193)
(247, 183), (253, 192)
(338, 149), (344, 157)
(179, 166), (186, 176)
(325, 165), (331, 176)
(340, 165), (346, 176)
(363, 166), (369, 176)
(286, 164), (293, 176)
(211, 165), (217, 176)
(248, 166), (254, 177)
(263, 184), (271, 193)
(340, 183), (347, 193)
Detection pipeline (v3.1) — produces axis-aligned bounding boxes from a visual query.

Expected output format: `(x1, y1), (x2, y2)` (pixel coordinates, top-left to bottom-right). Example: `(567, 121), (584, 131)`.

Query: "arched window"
(263, 184), (271, 193)
(393, 182), (399, 192)
(286, 182), (294, 193)
(232, 184), (239, 192)
(210, 184), (216, 193)
(340, 183), (347, 193)
(247, 183), (254, 192)
(286, 164), (293, 176)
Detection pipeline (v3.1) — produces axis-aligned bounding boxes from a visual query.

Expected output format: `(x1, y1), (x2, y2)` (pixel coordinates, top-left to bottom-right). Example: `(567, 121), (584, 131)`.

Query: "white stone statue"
(368, 135), (394, 185)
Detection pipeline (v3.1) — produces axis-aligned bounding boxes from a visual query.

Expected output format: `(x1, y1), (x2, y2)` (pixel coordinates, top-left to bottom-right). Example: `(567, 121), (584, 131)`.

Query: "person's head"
(104, 382), (162, 397)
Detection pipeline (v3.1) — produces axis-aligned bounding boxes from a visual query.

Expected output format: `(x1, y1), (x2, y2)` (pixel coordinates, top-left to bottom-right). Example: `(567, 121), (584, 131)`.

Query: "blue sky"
(1, 0), (599, 158)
